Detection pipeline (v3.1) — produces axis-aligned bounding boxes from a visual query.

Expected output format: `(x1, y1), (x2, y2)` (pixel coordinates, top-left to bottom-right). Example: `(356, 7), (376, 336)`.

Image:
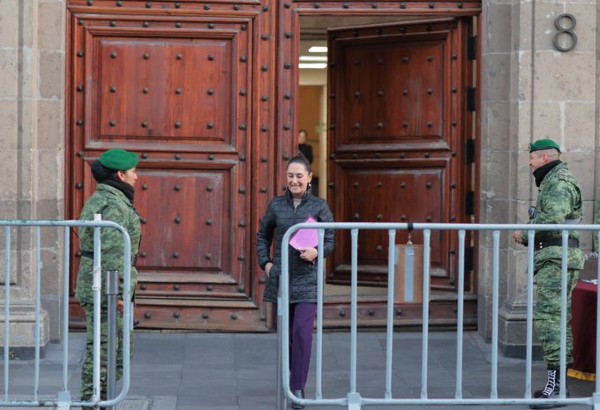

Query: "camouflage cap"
(529, 139), (561, 153)
(98, 149), (139, 171)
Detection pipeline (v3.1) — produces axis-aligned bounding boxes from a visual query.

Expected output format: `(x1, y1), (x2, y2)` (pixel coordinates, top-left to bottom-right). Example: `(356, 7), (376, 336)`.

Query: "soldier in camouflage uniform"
(75, 149), (141, 409)
(513, 139), (584, 409)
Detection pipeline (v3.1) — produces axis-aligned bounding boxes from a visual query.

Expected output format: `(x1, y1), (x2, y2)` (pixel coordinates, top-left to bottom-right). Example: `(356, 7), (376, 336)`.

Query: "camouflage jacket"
(75, 184), (141, 306)
(520, 162), (584, 270)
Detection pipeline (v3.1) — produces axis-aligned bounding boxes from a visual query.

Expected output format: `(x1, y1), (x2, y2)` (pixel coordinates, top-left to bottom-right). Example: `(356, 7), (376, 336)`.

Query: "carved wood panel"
(337, 39), (444, 142)
(96, 39), (233, 141)
(134, 169), (230, 272)
(333, 164), (447, 284)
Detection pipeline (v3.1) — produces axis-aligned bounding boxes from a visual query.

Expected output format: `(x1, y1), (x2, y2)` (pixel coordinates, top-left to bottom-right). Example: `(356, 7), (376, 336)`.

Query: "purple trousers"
(289, 303), (317, 390)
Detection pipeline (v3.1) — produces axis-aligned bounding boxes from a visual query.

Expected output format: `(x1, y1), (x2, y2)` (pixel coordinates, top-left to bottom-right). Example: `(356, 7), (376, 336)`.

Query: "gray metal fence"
(277, 222), (600, 409)
(0, 217), (132, 409)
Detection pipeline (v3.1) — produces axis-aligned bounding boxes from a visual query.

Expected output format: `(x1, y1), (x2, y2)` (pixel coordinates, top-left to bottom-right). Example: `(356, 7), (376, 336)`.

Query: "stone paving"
(1, 331), (597, 409)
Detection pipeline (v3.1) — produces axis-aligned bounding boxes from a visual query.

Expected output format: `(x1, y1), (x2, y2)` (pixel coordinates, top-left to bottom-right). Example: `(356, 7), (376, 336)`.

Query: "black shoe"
(529, 390), (568, 409)
(291, 389), (305, 409)
(533, 389), (569, 399)
(530, 369), (568, 409)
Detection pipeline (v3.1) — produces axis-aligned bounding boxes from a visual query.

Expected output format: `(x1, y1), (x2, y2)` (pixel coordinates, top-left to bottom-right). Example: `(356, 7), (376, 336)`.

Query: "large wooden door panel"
(134, 168), (231, 273)
(336, 39), (446, 147)
(79, 17), (250, 150)
(95, 38), (234, 142)
(328, 19), (471, 290)
(67, 5), (268, 330)
(330, 160), (449, 285)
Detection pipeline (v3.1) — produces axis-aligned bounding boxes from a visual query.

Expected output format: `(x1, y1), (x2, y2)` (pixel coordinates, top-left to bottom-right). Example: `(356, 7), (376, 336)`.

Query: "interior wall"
(299, 85), (322, 176)
(299, 63), (328, 198)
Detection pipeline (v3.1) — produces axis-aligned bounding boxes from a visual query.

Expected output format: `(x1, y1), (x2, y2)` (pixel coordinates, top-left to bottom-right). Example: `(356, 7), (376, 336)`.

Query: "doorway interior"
(298, 24), (389, 300)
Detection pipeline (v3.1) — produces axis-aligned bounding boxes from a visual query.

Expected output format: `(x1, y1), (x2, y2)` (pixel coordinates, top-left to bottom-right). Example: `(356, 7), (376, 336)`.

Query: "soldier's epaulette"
(555, 168), (573, 182)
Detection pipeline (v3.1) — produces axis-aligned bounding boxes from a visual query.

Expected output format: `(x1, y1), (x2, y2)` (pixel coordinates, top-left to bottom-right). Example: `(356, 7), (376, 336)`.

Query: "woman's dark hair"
(91, 160), (118, 183)
(287, 152), (312, 173)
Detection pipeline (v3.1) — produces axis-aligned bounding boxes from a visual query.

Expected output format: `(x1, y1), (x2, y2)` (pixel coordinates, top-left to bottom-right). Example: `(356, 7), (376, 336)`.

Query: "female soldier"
(257, 153), (334, 409)
(75, 149), (141, 409)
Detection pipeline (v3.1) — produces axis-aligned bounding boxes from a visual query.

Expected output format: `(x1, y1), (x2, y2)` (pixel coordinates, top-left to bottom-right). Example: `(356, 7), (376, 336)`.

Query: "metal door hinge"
(466, 139), (475, 164)
(467, 87), (476, 112)
(468, 36), (476, 60)
(465, 246), (474, 272)
(465, 191), (475, 216)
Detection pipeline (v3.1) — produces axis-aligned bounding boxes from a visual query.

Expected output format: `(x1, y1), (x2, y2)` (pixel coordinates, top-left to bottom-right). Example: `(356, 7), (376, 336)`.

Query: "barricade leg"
(594, 392), (600, 410)
(277, 325), (283, 409)
(347, 392), (361, 410)
(276, 300), (287, 410)
(57, 391), (71, 410)
(106, 270), (119, 410)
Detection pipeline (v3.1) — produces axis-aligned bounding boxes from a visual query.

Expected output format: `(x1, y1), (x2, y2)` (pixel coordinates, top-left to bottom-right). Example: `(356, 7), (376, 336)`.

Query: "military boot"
(530, 369), (568, 409)
(291, 389), (305, 409)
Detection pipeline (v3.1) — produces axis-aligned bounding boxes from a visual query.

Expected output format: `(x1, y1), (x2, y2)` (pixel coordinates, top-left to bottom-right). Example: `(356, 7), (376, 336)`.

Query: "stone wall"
(480, 0), (598, 356)
(0, 0), (66, 350)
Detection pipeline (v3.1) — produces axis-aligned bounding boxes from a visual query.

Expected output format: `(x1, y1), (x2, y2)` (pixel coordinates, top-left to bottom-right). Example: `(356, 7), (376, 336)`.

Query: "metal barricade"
(0, 217), (132, 409)
(277, 222), (600, 409)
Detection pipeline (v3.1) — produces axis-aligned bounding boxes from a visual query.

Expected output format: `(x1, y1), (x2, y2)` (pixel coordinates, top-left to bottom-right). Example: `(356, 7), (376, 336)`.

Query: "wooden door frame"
(277, 0), (482, 327)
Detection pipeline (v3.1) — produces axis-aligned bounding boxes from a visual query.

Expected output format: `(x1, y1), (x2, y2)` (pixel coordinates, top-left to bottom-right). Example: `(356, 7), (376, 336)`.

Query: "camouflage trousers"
(534, 261), (579, 367)
(80, 303), (134, 403)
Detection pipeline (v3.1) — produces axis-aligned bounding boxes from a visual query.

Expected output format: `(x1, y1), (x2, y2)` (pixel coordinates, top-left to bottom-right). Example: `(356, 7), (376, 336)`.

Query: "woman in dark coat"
(257, 153), (334, 408)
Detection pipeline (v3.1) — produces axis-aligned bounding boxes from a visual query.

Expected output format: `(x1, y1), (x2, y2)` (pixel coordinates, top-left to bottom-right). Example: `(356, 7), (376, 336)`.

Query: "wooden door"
(66, 1), (275, 331)
(327, 18), (476, 292)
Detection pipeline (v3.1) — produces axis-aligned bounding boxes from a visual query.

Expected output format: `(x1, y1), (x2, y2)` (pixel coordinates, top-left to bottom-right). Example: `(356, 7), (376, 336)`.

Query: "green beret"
(528, 139), (561, 153)
(98, 149), (139, 171)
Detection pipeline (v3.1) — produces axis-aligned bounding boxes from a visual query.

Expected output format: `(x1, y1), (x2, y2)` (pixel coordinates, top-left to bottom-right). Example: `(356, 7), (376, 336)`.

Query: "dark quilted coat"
(257, 190), (334, 304)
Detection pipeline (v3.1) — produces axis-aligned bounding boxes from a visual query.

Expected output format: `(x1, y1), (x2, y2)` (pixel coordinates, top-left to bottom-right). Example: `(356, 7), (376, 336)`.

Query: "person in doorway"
(512, 139), (584, 409)
(256, 153), (334, 409)
(298, 129), (314, 165)
(75, 149), (142, 410)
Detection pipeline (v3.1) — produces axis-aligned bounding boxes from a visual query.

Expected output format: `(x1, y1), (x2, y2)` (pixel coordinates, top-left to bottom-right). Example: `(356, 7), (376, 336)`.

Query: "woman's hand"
(265, 262), (273, 276)
(512, 230), (523, 244)
(299, 248), (318, 263)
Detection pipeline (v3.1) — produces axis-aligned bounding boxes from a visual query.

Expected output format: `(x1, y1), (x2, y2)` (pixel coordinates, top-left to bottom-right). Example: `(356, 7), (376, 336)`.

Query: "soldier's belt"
(536, 238), (579, 251)
(80, 250), (94, 259)
(80, 250), (138, 267)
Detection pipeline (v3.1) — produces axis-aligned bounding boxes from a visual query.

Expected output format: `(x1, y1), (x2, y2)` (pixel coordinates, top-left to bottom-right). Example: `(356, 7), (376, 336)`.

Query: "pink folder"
(289, 217), (319, 250)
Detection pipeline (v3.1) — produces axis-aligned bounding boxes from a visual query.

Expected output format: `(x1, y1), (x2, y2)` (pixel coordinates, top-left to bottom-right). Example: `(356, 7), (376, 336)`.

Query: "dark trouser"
(80, 304), (133, 403)
(289, 303), (317, 390)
